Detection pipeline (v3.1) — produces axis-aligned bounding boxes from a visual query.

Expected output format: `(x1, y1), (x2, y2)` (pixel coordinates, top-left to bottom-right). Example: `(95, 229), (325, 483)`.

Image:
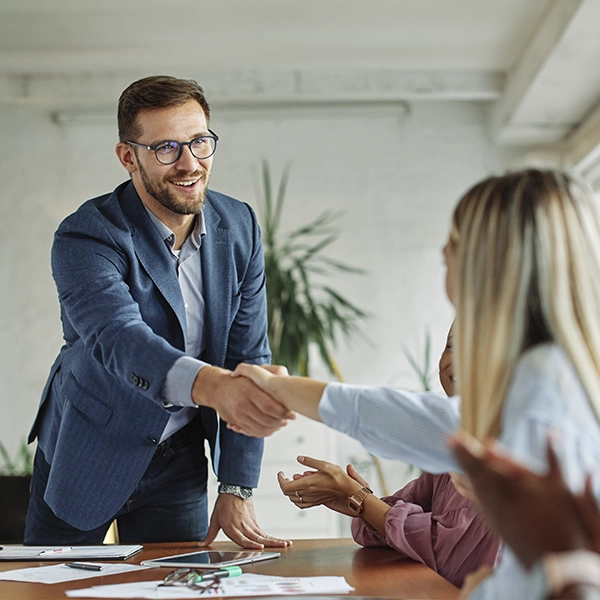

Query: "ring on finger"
(256, 534), (262, 542)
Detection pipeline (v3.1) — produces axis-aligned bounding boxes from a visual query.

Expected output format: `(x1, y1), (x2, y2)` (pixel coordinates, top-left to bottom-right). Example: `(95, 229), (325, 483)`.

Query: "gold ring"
(256, 535), (262, 542)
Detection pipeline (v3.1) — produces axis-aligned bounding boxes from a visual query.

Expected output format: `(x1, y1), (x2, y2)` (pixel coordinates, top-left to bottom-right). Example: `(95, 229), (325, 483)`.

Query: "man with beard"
(25, 76), (293, 548)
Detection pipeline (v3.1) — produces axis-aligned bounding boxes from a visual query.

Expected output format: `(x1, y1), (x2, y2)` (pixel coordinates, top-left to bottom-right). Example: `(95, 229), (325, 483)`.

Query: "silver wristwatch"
(218, 483), (253, 500)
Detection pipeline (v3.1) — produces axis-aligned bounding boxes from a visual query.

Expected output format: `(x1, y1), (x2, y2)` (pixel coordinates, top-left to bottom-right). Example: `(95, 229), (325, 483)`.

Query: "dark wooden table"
(0, 538), (459, 599)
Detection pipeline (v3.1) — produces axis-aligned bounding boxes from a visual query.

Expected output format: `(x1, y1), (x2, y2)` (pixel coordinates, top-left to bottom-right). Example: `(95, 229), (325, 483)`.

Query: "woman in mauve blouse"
(350, 469), (500, 587)
(277, 325), (501, 588)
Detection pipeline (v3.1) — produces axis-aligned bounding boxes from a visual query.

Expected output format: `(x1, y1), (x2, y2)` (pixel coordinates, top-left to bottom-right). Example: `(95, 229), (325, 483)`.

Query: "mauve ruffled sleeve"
(351, 472), (501, 588)
(351, 473), (436, 563)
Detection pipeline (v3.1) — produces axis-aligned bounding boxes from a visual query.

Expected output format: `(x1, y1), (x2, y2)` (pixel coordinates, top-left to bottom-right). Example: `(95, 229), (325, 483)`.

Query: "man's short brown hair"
(117, 75), (211, 142)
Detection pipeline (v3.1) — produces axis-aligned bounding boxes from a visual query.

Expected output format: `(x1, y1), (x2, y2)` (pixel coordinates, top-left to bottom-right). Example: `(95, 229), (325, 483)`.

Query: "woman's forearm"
(358, 495), (391, 535)
(269, 376), (327, 422)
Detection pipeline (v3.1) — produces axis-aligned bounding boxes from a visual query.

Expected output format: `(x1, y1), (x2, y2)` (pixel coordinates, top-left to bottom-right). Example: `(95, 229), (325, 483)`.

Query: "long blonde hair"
(450, 169), (600, 439)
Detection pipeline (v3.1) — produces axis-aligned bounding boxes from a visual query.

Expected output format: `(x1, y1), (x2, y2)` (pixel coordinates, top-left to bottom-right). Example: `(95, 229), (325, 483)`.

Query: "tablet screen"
(142, 550), (280, 568)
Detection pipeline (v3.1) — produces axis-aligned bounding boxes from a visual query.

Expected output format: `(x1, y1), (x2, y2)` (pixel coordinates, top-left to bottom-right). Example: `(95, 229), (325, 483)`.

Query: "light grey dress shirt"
(319, 343), (600, 599)
(144, 208), (208, 442)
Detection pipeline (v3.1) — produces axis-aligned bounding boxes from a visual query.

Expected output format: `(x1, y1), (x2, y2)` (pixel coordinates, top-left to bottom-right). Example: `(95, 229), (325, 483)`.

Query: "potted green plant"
(255, 160), (368, 377)
(255, 162), (392, 495)
(0, 439), (34, 543)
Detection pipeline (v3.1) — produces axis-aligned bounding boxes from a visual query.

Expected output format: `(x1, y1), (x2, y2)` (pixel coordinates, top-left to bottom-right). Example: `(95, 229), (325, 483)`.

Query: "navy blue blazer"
(29, 181), (270, 530)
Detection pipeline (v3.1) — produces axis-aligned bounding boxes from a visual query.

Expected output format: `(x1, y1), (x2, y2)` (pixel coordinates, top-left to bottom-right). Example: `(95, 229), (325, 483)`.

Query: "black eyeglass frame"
(126, 130), (219, 164)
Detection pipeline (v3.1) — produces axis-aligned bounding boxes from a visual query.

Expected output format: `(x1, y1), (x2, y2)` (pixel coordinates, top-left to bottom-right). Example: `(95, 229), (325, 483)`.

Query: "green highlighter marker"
(196, 566), (243, 582)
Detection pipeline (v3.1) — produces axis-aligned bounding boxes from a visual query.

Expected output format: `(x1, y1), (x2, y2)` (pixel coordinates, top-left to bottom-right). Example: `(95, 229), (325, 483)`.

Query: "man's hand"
(200, 493), (292, 549)
(192, 366), (294, 437)
(277, 456), (365, 516)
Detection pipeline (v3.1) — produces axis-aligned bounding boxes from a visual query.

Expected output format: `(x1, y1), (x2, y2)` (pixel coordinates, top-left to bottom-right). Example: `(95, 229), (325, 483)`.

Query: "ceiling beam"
(489, 0), (587, 145)
(565, 99), (600, 191)
(0, 69), (503, 113)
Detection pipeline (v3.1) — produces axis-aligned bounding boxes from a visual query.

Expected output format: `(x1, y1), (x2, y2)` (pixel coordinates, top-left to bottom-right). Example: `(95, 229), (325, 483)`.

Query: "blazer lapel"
(119, 183), (187, 343)
(201, 197), (230, 367)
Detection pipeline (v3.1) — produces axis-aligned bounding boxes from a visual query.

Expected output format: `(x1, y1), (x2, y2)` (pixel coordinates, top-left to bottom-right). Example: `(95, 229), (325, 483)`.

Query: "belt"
(153, 419), (198, 458)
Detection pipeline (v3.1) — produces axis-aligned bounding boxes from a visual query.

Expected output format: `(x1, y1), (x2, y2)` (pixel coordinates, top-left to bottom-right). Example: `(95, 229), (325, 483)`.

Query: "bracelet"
(217, 484), (253, 500)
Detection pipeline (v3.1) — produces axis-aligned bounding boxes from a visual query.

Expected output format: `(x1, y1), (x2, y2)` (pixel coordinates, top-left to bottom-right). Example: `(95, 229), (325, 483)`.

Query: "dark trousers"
(24, 422), (209, 544)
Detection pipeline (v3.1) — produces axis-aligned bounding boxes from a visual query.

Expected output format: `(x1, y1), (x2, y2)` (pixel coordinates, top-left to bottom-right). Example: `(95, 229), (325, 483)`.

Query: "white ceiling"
(1, 0), (600, 159)
(0, 0), (552, 72)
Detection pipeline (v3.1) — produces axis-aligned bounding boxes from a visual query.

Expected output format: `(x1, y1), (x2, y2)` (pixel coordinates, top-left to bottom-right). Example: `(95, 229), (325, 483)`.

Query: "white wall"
(0, 97), (523, 515)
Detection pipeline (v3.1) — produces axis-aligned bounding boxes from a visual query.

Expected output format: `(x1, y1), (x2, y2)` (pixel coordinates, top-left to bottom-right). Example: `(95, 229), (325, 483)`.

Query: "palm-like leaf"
(0, 439), (34, 476)
(402, 330), (436, 392)
(255, 160), (368, 377)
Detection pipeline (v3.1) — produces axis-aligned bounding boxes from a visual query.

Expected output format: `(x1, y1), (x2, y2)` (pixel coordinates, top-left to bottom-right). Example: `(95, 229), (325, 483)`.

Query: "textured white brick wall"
(0, 95), (525, 535)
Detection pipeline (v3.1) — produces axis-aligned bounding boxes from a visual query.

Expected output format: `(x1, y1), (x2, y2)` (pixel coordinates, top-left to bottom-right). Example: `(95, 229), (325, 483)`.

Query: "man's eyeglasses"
(159, 568), (223, 593)
(127, 131), (219, 165)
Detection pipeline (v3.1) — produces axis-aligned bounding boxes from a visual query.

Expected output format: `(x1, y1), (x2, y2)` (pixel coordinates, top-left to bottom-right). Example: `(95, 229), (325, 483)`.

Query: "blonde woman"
(233, 169), (600, 598)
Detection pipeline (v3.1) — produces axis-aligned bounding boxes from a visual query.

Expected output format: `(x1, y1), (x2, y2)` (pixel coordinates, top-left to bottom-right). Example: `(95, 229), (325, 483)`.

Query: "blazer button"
(146, 438), (158, 446)
(128, 372), (139, 385)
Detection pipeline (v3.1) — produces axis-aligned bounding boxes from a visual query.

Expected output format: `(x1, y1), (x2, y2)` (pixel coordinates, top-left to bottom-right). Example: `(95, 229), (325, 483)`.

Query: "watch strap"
(218, 484), (253, 500)
(347, 486), (373, 516)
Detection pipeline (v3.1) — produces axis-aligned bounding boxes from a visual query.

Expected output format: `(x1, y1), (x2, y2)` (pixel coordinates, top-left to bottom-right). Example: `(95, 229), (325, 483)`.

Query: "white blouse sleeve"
(319, 382), (461, 473)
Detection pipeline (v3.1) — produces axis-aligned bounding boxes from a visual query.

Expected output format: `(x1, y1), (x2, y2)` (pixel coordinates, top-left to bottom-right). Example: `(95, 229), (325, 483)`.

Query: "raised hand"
(449, 432), (589, 568)
(346, 463), (370, 488)
(277, 456), (365, 516)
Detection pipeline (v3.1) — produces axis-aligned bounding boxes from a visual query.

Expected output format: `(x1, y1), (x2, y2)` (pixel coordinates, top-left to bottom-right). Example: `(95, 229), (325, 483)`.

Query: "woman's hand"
(449, 432), (589, 568)
(232, 363), (285, 393)
(231, 363), (327, 423)
(450, 471), (477, 503)
(277, 456), (368, 516)
(346, 463), (371, 488)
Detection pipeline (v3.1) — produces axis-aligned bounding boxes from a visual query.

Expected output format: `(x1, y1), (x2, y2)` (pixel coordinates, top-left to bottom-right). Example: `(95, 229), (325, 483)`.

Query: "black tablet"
(141, 550), (281, 569)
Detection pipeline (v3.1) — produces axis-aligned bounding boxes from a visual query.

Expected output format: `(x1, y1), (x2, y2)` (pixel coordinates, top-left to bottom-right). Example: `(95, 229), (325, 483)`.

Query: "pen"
(66, 562), (103, 571)
(38, 547), (73, 556)
(196, 566), (243, 582)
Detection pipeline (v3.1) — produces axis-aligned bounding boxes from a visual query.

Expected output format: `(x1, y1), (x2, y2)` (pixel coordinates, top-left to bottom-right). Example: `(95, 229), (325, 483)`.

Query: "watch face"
(347, 487), (371, 516)
(347, 498), (361, 516)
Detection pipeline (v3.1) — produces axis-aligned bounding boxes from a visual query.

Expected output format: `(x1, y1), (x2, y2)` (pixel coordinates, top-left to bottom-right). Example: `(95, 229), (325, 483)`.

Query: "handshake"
(191, 363), (304, 438)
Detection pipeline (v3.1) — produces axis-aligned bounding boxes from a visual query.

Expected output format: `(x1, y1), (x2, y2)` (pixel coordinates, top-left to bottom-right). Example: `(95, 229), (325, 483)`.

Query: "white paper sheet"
(0, 544), (143, 560)
(0, 562), (151, 584)
(65, 573), (355, 598)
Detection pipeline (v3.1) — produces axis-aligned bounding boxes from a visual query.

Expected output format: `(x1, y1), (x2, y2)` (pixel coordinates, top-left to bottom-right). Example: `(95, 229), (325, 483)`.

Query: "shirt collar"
(143, 205), (206, 251)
